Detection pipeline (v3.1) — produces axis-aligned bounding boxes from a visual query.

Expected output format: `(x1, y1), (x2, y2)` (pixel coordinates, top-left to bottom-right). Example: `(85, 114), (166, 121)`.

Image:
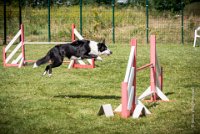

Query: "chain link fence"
(1, 1), (200, 45)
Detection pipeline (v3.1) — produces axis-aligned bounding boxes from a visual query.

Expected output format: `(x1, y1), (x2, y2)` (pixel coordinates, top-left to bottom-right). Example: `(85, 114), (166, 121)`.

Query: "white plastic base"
(132, 99), (151, 118)
(138, 86), (169, 101)
(98, 104), (114, 117)
(114, 98), (151, 119)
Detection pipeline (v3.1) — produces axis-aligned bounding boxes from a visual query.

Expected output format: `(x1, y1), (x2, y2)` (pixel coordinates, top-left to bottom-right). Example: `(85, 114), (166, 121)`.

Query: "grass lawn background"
(0, 42), (200, 133)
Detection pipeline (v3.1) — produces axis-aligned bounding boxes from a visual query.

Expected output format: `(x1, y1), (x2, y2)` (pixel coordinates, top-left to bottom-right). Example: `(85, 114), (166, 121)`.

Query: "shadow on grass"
(54, 92), (174, 101)
(54, 94), (121, 100)
(165, 92), (175, 96)
(141, 92), (175, 109)
(146, 102), (159, 109)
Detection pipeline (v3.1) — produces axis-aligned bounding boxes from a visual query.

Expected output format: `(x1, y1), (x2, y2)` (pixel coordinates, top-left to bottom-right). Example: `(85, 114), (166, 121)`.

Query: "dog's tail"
(33, 51), (51, 68)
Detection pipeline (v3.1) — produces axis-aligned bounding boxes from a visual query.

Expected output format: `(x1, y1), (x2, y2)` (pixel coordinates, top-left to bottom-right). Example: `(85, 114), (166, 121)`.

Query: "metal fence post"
(4, 0), (6, 45)
(48, 0), (51, 42)
(19, 0), (22, 42)
(181, 0), (184, 45)
(80, 0), (83, 35)
(112, 0), (115, 43)
(146, 0), (149, 44)
(19, 0), (22, 26)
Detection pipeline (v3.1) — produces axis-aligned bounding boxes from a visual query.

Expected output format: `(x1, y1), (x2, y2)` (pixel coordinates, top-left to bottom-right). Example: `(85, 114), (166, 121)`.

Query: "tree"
(151, 0), (184, 12)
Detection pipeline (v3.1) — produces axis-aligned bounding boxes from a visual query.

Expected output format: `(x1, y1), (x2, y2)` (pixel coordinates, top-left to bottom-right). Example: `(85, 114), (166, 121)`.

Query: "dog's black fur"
(33, 39), (112, 76)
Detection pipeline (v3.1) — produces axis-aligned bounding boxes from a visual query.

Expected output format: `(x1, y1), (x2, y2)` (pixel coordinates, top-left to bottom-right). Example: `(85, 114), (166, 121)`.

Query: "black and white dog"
(33, 39), (112, 76)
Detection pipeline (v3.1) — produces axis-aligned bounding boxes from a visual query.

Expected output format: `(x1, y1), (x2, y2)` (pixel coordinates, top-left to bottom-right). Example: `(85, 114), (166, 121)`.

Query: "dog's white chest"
(89, 41), (99, 55)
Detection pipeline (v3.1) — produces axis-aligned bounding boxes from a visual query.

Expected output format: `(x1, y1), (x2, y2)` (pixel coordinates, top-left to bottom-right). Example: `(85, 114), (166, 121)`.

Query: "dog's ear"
(102, 39), (105, 44)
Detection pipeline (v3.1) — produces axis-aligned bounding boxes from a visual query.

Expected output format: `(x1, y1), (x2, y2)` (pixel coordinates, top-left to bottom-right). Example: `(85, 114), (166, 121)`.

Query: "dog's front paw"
(47, 70), (52, 77)
(42, 71), (52, 77)
(96, 56), (103, 61)
(42, 71), (47, 76)
(48, 73), (52, 77)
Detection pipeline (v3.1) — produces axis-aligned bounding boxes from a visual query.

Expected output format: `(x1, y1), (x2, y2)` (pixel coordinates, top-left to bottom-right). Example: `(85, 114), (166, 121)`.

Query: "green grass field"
(0, 43), (200, 134)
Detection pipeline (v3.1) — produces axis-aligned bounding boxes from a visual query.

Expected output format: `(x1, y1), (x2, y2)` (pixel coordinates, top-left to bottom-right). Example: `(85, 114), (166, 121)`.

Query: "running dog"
(33, 39), (112, 76)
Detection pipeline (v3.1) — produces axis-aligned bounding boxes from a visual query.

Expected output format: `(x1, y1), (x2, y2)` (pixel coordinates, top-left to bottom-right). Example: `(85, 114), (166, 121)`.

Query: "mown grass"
(0, 42), (200, 134)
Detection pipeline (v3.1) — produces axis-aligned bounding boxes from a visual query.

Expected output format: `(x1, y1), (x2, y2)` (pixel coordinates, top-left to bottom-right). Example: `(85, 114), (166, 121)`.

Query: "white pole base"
(132, 99), (151, 119)
(138, 86), (169, 101)
(98, 104), (114, 117)
(114, 98), (151, 119)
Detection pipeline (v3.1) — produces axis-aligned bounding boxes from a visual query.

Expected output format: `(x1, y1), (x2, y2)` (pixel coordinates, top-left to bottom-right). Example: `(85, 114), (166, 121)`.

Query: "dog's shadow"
(54, 92), (174, 102)
(165, 92), (175, 96)
(54, 94), (120, 100)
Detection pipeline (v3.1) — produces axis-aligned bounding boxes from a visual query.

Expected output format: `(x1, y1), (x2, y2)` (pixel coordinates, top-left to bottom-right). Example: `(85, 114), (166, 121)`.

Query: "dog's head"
(97, 39), (112, 56)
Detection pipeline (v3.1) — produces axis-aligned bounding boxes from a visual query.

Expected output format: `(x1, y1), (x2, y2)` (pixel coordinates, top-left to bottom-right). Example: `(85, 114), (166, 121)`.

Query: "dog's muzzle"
(101, 49), (112, 56)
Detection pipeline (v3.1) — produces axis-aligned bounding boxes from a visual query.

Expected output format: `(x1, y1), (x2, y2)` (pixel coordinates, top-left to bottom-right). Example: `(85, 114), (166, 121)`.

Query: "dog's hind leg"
(48, 61), (63, 77)
(43, 56), (64, 77)
(43, 65), (49, 76)
(33, 52), (51, 68)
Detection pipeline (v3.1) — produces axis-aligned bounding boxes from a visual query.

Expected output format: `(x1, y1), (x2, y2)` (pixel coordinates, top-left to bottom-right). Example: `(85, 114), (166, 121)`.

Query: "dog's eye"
(98, 44), (107, 52)
(99, 47), (103, 51)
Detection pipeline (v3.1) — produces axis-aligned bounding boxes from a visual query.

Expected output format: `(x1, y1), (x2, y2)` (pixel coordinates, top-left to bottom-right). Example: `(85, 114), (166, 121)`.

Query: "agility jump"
(68, 24), (95, 69)
(3, 24), (69, 67)
(113, 35), (169, 119)
(3, 24), (95, 69)
(137, 35), (169, 102)
(114, 39), (151, 119)
(3, 24), (25, 68)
